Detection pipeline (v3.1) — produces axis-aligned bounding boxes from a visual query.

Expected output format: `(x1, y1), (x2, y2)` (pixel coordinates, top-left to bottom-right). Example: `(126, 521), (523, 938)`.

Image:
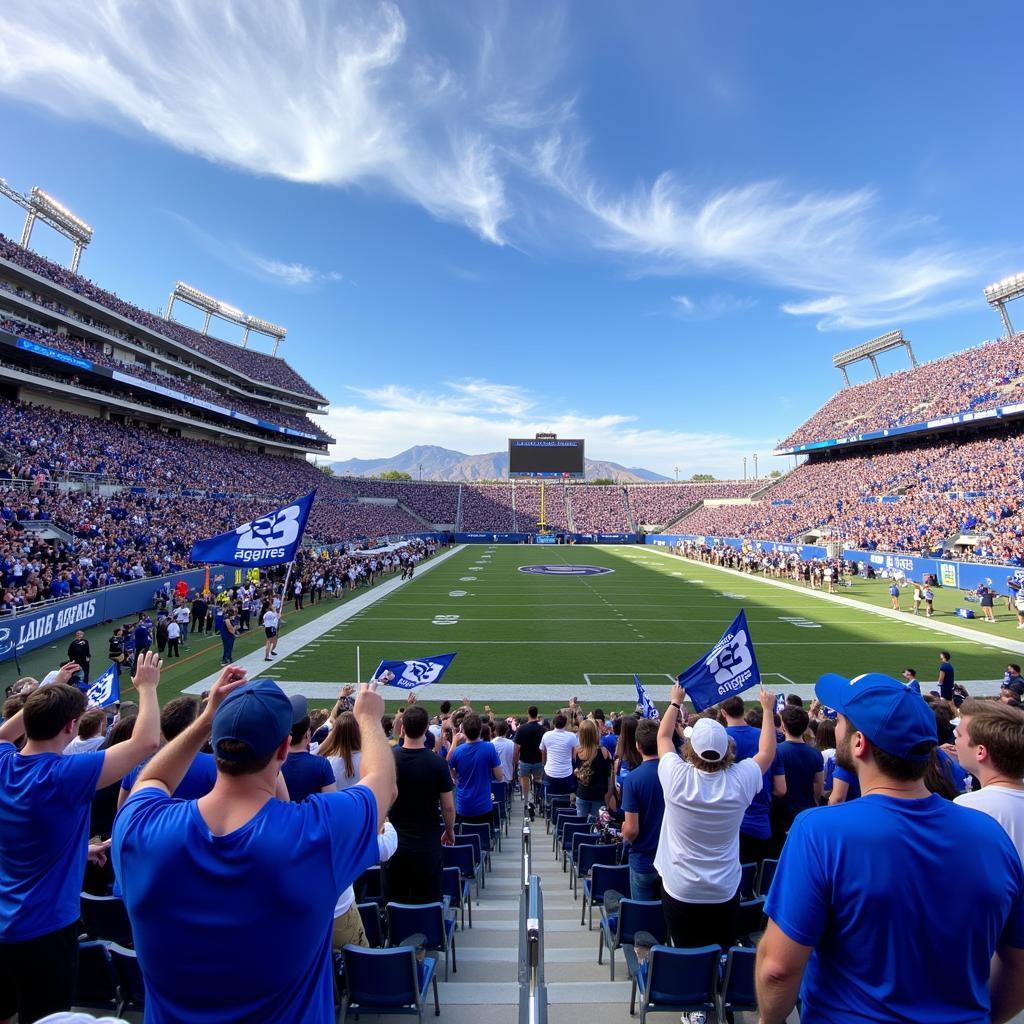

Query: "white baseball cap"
(687, 718), (729, 762)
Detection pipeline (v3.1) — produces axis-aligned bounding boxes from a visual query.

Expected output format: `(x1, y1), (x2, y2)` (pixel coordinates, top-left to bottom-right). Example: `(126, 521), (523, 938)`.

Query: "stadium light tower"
(166, 282), (287, 354)
(984, 272), (1024, 338)
(831, 330), (916, 386)
(0, 179), (93, 272)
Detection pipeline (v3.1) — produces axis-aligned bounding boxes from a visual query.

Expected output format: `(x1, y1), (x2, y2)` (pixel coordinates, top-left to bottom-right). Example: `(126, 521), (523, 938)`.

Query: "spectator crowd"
(1, 649), (1022, 1024)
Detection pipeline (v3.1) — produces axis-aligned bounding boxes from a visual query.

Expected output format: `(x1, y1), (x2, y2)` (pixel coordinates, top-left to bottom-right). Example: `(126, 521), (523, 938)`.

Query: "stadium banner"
(647, 534), (828, 560)
(190, 491), (316, 567)
(455, 533), (532, 543)
(0, 564), (230, 662)
(772, 399), (1024, 457)
(844, 549), (1023, 598)
(677, 609), (761, 712)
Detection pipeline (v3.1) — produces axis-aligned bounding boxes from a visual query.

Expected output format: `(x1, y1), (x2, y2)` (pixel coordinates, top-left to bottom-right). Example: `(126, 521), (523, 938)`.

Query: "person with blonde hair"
(318, 712), (362, 790)
(573, 719), (614, 820)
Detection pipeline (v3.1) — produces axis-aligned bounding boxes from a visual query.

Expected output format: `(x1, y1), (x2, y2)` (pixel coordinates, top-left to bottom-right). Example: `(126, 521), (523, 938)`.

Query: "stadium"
(2, 8), (1024, 1024)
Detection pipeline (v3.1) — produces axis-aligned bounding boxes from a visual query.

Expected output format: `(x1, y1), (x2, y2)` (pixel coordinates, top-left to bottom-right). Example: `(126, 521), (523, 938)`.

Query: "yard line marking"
(311, 638), (990, 646)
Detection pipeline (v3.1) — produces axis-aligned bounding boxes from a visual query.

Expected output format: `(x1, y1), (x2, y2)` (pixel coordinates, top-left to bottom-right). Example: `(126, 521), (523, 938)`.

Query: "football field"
(220, 544), (1024, 713)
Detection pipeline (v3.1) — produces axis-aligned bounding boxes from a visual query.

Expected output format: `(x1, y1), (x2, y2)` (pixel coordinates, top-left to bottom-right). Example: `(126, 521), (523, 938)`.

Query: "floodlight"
(984, 273), (1024, 305)
(29, 187), (93, 242)
(831, 329), (915, 385)
(246, 316), (287, 338)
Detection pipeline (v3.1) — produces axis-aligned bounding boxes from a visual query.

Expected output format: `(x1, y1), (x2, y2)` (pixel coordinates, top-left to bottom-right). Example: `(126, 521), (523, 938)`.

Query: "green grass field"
(7, 544), (1020, 717)
(250, 544), (1019, 713)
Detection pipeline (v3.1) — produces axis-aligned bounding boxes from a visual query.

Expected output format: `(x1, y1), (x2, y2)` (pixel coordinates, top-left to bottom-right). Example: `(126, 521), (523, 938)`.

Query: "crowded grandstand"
(3, 170), (1024, 1024)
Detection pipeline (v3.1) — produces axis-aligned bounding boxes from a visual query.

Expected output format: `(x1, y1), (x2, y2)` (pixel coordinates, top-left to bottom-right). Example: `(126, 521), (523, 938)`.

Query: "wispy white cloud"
(671, 293), (757, 321)
(0, 0), (566, 244)
(0, 0), (992, 330)
(325, 379), (772, 477)
(533, 133), (985, 330)
(243, 254), (343, 288)
(164, 211), (342, 288)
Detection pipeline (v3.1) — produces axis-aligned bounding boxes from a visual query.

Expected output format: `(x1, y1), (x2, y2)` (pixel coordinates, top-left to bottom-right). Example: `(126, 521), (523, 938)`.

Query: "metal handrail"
(518, 873), (546, 1024)
(521, 825), (531, 891)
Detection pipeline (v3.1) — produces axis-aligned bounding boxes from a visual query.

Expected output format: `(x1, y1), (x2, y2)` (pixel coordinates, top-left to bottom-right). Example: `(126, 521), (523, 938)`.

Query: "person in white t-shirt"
(262, 608), (281, 662)
(952, 699), (1024, 862)
(655, 684), (777, 955)
(491, 721), (516, 786)
(540, 714), (579, 796)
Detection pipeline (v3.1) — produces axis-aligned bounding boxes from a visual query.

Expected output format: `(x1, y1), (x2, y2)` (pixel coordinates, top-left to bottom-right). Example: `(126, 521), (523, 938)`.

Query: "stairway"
(434, 797), (631, 1024)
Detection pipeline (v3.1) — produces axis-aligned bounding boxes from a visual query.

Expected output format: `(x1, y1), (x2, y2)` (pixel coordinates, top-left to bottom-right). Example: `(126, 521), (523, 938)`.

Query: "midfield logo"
(517, 565), (615, 576)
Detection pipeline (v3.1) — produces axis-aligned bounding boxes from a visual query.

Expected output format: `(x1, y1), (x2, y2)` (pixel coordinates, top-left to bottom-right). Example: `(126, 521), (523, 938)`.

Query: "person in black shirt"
(191, 595), (208, 636)
(386, 706), (455, 904)
(513, 705), (546, 815)
(67, 631), (91, 684)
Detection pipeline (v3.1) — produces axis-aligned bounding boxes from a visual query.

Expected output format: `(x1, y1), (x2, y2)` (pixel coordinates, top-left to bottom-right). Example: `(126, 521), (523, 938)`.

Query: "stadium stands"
(678, 428), (1024, 563)
(0, 310), (333, 444)
(0, 233), (326, 400)
(781, 332), (1024, 447)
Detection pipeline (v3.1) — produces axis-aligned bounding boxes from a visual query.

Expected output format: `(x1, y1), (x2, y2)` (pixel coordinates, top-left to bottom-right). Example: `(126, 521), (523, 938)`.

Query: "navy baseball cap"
(212, 677), (292, 762)
(815, 672), (937, 760)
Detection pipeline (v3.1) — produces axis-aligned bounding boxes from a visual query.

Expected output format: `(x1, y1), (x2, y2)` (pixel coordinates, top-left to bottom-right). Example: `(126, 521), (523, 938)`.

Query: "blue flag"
(633, 674), (659, 719)
(86, 663), (120, 709)
(373, 653), (457, 690)
(676, 609), (761, 712)
(190, 490), (316, 567)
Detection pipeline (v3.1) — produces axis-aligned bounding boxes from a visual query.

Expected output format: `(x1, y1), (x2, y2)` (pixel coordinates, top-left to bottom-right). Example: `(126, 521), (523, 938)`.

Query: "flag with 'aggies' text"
(676, 609), (761, 712)
(190, 491), (316, 567)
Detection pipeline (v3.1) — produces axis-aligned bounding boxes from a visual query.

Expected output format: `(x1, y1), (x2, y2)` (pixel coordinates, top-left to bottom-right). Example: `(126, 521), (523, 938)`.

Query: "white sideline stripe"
(643, 545), (1024, 657)
(226, 679), (1009, 700)
(305, 638), (994, 646)
(182, 545), (465, 695)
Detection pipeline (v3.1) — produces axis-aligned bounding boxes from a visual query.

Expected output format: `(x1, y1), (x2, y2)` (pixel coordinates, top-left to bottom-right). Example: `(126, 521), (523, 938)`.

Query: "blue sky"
(0, 1), (1021, 477)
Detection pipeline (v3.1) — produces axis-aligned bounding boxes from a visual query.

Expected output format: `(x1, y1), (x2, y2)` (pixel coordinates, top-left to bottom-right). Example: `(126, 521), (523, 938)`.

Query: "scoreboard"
(508, 437), (585, 479)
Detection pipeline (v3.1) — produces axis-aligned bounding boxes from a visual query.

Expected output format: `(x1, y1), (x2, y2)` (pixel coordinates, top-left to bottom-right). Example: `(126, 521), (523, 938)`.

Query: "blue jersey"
(450, 741), (500, 816)
(620, 759), (664, 872)
(726, 725), (784, 839)
(0, 743), (104, 941)
(113, 785), (378, 1024)
(766, 794), (1024, 1023)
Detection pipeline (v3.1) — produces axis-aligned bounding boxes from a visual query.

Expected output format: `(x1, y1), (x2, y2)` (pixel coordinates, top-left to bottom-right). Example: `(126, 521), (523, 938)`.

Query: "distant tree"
(690, 473), (715, 482)
(768, 469), (783, 478)
(317, 464), (335, 476)
(379, 470), (413, 481)
(591, 477), (615, 485)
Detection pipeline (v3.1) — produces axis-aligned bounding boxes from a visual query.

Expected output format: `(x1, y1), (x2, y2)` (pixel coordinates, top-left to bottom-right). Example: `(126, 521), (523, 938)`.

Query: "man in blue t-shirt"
(775, 705), (824, 830)
(117, 695), (217, 811)
(281, 694), (337, 802)
(620, 719), (665, 901)
(937, 650), (955, 704)
(756, 671), (1024, 1024)
(0, 654), (162, 1024)
(722, 696), (786, 863)
(449, 713), (502, 823)
(112, 672), (396, 1024)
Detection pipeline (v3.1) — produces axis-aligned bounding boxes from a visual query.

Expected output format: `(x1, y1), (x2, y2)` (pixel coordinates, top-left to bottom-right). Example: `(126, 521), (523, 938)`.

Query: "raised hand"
(670, 682), (686, 706)
(131, 651), (163, 691)
(203, 665), (249, 716)
(354, 679), (385, 723)
(758, 687), (776, 712)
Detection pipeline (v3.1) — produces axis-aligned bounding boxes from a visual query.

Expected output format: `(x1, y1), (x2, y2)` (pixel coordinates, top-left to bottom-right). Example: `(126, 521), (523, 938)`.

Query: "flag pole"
(279, 559), (296, 623)
(356, 645), (361, 685)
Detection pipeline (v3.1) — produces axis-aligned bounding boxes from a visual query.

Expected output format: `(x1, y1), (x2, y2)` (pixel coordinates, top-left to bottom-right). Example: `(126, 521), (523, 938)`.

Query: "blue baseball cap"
(815, 672), (937, 760)
(212, 677), (292, 762)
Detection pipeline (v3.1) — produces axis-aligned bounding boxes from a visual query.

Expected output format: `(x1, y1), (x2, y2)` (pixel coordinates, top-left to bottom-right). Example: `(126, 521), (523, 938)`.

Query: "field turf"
(255, 544), (1018, 711)
(7, 544), (1020, 717)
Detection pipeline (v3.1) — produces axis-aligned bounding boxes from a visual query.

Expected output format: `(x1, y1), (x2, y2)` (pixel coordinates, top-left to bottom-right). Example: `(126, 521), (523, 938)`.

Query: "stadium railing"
(518, 867), (547, 1024)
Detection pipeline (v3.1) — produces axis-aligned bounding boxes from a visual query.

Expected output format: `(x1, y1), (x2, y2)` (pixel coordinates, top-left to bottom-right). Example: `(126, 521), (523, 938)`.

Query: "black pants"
(386, 844), (443, 905)
(662, 889), (740, 951)
(0, 920), (80, 1022)
(167, 638), (180, 658)
(739, 832), (774, 866)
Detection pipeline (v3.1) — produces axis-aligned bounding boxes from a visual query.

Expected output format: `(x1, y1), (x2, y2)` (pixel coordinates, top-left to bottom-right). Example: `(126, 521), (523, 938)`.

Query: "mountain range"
(329, 445), (671, 482)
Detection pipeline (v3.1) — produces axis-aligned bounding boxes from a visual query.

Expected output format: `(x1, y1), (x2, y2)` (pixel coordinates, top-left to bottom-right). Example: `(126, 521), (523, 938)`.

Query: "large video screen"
(508, 438), (585, 478)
